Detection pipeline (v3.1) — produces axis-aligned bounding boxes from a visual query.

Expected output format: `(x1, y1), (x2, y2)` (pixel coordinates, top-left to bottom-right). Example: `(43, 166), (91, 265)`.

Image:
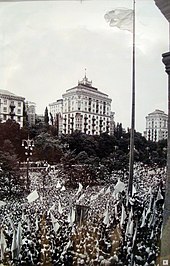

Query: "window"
(18, 102), (21, 107)
(4, 99), (7, 104)
(18, 116), (21, 122)
(3, 107), (7, 112)
(18, 109), (21, 114)
(3, 114), (7, 120)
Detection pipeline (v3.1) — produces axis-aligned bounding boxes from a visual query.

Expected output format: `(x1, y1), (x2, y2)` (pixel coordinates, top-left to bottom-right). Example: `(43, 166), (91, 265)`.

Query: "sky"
(0, 0), (169, 133)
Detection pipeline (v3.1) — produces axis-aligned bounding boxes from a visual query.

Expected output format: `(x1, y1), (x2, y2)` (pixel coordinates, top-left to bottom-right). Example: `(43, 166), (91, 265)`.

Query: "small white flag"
(103, 207), (109, 227)
(56, 181), (61, 189)
(114, 179), (126, 194)
(1, 229), (7, 260)
(0, 201), (6, 208)
(105, 186), (111, 194)
(61, 186), (66, 191)
(156, 188), (164, 202)
(58, 200), (62, 214)
(120, 204), (127, 228)
(76, 183), (83, 195)
(27, 190), (39, 203)
(104, 8), (133, 32)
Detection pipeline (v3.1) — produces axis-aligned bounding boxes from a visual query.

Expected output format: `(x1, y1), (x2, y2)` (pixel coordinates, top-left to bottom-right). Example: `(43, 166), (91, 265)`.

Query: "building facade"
(25, 101), (36, 126)
(144, 109), (168, 141)
(49, 75), (113, 135)
(0, 89), (25, 127)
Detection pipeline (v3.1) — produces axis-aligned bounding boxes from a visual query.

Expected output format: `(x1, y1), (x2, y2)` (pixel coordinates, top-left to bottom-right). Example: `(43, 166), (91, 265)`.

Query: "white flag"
(156, 188), (164, 202)
(11, 230), (17, 259)
(114, 179), (126, 194)
(58, 200), (62, 214)
(56, 181), (61, 189)
(16, 222), (22, 254)
(61, 185), (66, 191)
(103, 207), (109, 227)
(104, 8), (133, 32)
(27, 190), (39, 203)
(105, 186), (111, 194)
(0, 201), (6, 208)
(0, 229), (7, 260)
(120, 204), (127, 228)
(76, 183), (83, 195)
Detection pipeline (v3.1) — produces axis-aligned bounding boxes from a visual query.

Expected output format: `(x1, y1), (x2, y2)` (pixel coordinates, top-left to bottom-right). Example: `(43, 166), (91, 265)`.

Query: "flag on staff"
(105, 186), (111, 194)
(156, 187), (164, 203)
(11, 230), (17, 259)
(50, 212), (60, 233)
(0, 201), (6, 208)
(58, 200), (62, 214)
(61, 185), (66, 191)
(56, 181), (61, 189)
(76, 182), (83, 195)
(113, 179), (126, 195)
(0, 229), (7, 260)
(120, 204), (127, 228)
(104, 8), (133, 32)
(27, 190), (39, 203)
(103, 206), (109, 227)
(16, 222), (22, 254)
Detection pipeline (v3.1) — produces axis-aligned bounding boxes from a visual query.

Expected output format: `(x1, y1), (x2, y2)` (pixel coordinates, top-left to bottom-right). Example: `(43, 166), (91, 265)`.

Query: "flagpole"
(128, 0), (136, 198)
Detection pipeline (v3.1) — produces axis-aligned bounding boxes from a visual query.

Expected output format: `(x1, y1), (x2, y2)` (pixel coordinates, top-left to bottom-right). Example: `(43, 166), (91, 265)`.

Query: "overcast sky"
(0, 0), (169, 133)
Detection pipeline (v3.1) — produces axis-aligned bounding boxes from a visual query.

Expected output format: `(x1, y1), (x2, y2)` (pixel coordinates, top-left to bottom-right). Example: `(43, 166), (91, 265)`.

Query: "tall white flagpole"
(128, 0), (136, 198)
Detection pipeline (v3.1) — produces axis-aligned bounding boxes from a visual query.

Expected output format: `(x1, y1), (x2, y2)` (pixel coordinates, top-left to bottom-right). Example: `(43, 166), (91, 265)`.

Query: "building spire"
(78, 69), (92, 86)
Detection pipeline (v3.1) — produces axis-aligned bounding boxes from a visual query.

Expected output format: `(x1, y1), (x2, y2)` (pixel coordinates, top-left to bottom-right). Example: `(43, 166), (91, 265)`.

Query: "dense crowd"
(0, 163), (166, 266)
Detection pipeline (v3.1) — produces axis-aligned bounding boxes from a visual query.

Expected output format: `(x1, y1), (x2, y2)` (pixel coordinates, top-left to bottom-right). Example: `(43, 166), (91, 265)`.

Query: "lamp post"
(22, 136), (34, 192)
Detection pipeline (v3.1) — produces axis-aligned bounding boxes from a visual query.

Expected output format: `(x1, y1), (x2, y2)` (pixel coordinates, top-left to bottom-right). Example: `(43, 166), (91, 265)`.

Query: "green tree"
(0, 140), (24, 198)
(44, 107), (49, 125)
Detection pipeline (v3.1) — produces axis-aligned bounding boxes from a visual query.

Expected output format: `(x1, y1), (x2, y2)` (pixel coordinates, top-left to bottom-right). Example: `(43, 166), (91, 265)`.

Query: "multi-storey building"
(144, 109), (168, 141)
(49, 99), (63, 134)
(0, 89), (25, 127)
(25, 101), (36, 126)
(49, 75), (113, 135)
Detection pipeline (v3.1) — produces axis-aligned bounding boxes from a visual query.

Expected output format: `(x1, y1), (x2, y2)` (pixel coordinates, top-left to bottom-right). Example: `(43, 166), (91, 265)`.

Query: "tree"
(44, 107), (49, 125)
(0, 140), (24, 198)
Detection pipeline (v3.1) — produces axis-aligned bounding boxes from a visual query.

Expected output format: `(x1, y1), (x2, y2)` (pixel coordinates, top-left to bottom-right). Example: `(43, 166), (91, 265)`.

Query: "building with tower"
(144, 109), (168, 141)
(49, 74), (114, 135)
(0, 89), (25, 127)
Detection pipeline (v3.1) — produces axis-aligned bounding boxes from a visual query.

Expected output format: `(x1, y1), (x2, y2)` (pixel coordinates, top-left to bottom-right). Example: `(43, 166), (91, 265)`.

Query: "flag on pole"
(0, 201), (6, 208)
(27, 190), (39, 203)
(61, 185), (66, 191)
(156, 187), (164, 202)
(16, 222), (22, 254)
(104, 8), (133, 32)
(120, 204), (127, 228)
(50, 212), (60, 233)
(0, 229), (7, 260)
(76, 183), (83, 195)
(105, 186), (111, 194)
(11, 230), (17, 259)
(56, 181), (62, 189)
(114, 179), (126, 194)
(58, 200), (62, 214)
(103, 207), (109, 227)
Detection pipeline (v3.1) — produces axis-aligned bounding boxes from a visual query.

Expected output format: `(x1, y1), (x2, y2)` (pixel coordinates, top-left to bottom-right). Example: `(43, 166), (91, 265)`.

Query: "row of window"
(2, 115), (21, 122)
(2, 107), (21, 114)
(0, 99), (22, 107)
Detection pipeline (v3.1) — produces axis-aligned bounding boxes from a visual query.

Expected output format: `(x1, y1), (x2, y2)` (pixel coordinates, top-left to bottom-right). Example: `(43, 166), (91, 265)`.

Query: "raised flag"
(58, 200), (62, 214)
(103, 207), (109, 227)
(56, 181), (61, 189)
(27, 190), (39, 203)
(11, 230), (17, 259)
(156, 187), (164, 202)
(76, 183), (83, 195)
(120, 204), (127, 228)
(50, 212), (60, 233)
(16, 222), (22, 254)
(104, 8), (133, 32)
(0, 229), (7, 260)
(105, 186), (111, 194)
(61, 185), (66, 191)
(0, 201), (6, 208)
(114, 179), (126, 194)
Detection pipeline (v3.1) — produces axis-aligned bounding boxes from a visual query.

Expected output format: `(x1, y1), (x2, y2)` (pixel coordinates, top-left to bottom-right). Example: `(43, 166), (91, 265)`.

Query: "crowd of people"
(0, 162), (166, 266)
